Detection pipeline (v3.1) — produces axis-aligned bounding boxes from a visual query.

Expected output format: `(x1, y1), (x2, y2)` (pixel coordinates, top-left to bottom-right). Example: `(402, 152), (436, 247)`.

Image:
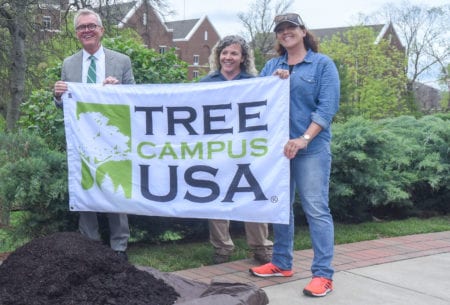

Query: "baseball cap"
(273, 13), (305, 32)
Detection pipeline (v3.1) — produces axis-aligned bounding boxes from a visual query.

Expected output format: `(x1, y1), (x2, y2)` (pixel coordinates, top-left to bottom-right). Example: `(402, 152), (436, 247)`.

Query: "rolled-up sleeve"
(311, 57), (340, 130)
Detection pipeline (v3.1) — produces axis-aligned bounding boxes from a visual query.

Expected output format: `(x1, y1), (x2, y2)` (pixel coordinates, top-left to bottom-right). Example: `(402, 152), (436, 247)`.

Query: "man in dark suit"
(53, 8), (134, 260)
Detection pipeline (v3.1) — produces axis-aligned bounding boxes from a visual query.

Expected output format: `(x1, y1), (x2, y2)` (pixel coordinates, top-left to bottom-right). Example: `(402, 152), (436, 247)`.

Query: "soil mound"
(0, 232), (179, 305)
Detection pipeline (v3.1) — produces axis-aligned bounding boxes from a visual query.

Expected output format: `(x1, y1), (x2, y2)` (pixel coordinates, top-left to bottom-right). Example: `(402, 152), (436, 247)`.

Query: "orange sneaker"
(249, 262), (293, 277)
(303, 277), (333, 297)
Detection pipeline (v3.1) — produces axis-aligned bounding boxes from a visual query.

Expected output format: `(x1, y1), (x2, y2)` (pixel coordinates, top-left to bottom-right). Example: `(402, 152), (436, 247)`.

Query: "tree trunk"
(446, 79), (450, 112)
(6, 15), (26, 131)
(0, 200), (10, 227)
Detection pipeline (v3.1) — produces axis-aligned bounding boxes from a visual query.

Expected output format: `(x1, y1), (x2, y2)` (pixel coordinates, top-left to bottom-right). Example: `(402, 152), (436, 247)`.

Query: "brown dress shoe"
(212, 253), (230, 264)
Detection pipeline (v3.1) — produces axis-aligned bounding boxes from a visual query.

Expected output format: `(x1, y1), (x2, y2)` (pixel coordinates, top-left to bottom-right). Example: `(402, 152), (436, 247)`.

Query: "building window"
(193, 55), (199, 65)
(143, 13), (147, 26)
(159, 46), (166, 54)
(193, 70), (199, 79)
(43, 16), (51, 29)
(204, 30), (208, 41)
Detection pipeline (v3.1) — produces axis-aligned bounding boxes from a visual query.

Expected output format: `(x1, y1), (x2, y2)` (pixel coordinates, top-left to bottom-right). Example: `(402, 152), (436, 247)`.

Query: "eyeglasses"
(75, 23), (101, 32)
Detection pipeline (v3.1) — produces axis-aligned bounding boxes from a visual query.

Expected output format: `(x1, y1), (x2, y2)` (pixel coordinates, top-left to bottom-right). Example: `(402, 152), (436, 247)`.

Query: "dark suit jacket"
(61, 47), (135, 84)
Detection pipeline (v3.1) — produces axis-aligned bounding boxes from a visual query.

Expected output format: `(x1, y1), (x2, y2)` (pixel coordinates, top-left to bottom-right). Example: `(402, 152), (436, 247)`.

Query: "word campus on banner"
(63, 76), (290, 224)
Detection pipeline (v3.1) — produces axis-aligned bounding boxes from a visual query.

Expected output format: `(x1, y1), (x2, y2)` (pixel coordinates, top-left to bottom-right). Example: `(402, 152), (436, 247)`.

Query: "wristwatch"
(300, 133), (311, 144)
(300, 134), (311, 142)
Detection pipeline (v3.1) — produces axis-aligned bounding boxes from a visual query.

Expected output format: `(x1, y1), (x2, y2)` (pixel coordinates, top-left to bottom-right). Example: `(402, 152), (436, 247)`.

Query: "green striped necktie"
(87, 55), (96, 83)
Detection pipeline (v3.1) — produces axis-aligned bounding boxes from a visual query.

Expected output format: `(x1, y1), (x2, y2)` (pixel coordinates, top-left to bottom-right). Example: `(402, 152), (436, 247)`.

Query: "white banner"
(63, 76), (290, 224)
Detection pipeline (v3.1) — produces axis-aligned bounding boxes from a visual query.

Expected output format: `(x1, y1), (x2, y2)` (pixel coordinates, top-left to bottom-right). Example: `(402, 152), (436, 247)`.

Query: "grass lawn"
(1, 215), (449, 272)
(127, 216), (450, 272)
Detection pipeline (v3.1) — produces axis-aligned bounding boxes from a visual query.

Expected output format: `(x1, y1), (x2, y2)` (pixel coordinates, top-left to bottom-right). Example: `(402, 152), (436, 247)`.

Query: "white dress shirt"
(82, 46), (106, 84)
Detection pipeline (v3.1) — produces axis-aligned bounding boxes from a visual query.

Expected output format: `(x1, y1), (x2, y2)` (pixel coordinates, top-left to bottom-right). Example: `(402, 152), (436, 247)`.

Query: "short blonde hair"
(74, 8), (103, 28)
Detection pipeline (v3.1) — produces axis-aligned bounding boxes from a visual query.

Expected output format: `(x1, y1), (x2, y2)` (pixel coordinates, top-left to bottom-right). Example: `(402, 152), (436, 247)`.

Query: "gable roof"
(115, 0), (171, 32)
(165, 18), (200, 40)
(311, 24), (384, 41)
(114, 0), (140, 28)
(374, 23), (391, 44)
(165, 16), (218, 41)
(311, 23), (404, 51)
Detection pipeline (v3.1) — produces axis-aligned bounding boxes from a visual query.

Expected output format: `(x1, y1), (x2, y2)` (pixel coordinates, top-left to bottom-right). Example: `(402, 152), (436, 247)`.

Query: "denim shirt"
(260, 49), (340, 154)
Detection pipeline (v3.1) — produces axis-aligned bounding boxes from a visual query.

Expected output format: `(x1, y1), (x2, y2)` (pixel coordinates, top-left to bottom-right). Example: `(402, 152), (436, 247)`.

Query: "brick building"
(115, 0), (220, 79)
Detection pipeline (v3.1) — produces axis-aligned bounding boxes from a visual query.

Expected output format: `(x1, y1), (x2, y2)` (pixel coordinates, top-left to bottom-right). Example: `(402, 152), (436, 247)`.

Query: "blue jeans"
(272, 147), (334, 279)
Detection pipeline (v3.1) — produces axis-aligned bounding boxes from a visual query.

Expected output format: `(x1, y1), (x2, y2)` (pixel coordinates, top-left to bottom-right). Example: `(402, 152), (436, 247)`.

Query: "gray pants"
(209, 219), (273, 255)
(78, 211), (130, 251)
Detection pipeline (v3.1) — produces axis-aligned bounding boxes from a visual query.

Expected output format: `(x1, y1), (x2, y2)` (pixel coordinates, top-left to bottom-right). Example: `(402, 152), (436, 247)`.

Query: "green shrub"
(330, 115), (450, 222)
(17, 89), (65, 151)
(0, 115), (5, 132)
(0, 130), (76, 238)
(394, 115), (450, 215)
(103, 36), (188, 84)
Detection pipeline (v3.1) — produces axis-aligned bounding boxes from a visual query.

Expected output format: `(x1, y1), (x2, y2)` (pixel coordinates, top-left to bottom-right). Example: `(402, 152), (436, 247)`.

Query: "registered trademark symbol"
(270, 196), (278, 203)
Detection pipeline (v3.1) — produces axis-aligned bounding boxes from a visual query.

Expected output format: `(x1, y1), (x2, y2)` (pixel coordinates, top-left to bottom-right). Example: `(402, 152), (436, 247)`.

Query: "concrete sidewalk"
(263, 253), (450, 304)
(173, 231), (450, 304)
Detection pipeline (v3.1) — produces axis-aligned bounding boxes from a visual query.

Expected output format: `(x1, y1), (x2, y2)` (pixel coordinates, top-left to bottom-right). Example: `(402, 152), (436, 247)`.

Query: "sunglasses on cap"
(273, 13), (305, 32)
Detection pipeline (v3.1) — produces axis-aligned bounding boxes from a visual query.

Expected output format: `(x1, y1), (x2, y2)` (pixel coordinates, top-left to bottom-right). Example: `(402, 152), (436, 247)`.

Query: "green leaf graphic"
(81, 158), (94, 190)
(96, 160), (132, 198)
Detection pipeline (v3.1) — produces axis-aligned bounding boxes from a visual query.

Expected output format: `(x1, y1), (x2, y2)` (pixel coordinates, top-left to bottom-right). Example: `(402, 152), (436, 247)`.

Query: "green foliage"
(0, 115), (5, 132)
(330, 115), (450, 222)
(320, 26), (411, 121)
(0, 130), (76, 239)
(253, 48), (266, 73)
(432, 111), (450, 121)
(103, 36), (188, 84)
(440, 90), (449, 110)
(384, 115), (450, 215)
(17, 89), (65, 151)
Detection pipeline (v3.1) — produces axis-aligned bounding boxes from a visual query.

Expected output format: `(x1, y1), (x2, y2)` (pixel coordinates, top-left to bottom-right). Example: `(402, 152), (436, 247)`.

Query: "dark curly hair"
(208, 35), (257, 75)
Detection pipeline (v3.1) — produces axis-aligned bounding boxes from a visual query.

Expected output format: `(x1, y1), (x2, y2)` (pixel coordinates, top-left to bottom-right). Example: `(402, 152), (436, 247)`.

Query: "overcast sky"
(166, 0), (447, 37)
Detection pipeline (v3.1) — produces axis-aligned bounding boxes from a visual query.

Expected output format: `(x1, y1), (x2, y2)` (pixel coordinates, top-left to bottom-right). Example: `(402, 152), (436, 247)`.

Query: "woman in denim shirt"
(249, 13), (340, 298)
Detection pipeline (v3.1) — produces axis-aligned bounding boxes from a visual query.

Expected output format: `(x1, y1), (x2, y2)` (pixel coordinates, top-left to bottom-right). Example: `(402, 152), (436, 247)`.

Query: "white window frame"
(43, 16), (51, 29)
(143, 13), (147, 26)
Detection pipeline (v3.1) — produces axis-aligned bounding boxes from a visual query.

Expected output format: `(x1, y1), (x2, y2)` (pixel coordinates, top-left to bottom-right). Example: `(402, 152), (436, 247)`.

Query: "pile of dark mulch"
(0, 232), (179, 305)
